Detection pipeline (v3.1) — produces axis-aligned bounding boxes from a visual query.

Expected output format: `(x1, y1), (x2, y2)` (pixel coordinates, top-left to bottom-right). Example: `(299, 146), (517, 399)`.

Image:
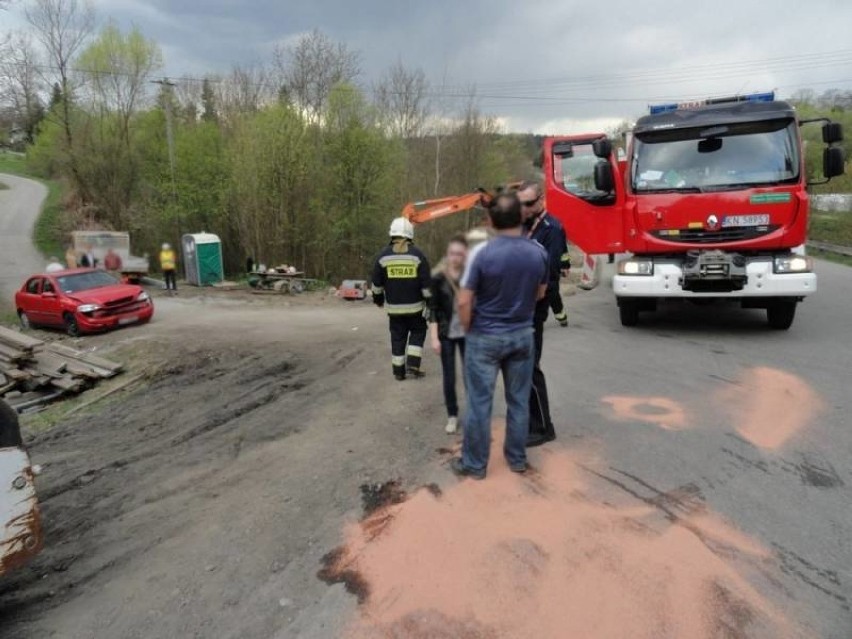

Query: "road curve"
(0, 173), (48, 305)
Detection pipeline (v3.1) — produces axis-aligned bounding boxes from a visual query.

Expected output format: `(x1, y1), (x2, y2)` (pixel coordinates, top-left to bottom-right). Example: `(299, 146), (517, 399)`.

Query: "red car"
(15, 269), (154, 336)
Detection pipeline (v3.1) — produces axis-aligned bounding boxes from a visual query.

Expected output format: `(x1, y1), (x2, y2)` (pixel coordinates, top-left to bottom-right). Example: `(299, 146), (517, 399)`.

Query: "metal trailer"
(248, 271), (312, 295)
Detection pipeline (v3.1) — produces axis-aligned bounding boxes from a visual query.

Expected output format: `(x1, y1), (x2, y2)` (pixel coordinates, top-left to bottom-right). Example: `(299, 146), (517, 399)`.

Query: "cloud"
(6, 0), (852, 131)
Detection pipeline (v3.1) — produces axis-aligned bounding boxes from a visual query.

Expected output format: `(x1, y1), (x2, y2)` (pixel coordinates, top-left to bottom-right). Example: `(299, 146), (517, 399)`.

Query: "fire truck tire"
(0, 399), (23, 448)
(767, 300), (797, 330)
(619, 300), (640, 327)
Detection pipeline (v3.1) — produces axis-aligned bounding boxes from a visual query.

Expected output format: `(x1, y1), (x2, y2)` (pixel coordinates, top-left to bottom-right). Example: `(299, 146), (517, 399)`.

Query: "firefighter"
(371, 217), (432, 381)
(518, 180), (565, 446)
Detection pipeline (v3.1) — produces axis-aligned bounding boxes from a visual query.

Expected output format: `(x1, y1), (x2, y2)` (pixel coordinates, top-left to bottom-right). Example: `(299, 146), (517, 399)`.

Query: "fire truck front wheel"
(766, 299), (797, 330)
(618, 298), (641, 327)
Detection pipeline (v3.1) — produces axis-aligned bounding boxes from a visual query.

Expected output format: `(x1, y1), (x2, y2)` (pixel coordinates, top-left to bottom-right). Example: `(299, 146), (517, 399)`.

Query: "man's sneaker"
(509, 462), (528, 474)
(555, 312), (569, 327)
(394, 373), (406, 381)
(450, 457), (485, 480)
(407, 367), (425, 379)
(445, 416), (459, 434)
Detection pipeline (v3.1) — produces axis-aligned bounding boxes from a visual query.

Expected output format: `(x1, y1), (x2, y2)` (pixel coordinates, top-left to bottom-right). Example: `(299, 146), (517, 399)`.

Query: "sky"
(4, 0), (852, 133)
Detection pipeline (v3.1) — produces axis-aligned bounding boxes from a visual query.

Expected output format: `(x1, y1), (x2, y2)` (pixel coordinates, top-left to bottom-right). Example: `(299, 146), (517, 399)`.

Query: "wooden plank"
(31, 352), (70, 377)
(2, 369), (31, 382)
(0, 343), (29, 362)
(49, 376), (85, 393)
(0, 326), (43, 351)
(65, 373), (146, 416)
(44, 344), (123, 374)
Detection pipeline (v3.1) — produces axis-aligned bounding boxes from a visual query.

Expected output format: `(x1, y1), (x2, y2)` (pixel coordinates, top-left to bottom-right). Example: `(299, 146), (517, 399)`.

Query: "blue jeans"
(462, 328), (535, 472)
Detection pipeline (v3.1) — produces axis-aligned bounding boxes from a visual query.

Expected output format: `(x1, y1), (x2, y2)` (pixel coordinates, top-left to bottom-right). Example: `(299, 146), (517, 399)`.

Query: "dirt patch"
(0, 299), (453, 639)
(327, 428), (796, 639)
(359, 480), (407, 516)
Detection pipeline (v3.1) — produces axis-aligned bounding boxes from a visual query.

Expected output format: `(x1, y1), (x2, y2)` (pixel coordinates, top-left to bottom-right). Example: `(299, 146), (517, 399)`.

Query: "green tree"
(73, 22), (163, 226)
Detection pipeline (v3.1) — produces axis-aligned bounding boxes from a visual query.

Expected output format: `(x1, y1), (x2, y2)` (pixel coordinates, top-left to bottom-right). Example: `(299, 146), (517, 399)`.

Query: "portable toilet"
(182, 232), (224, 286)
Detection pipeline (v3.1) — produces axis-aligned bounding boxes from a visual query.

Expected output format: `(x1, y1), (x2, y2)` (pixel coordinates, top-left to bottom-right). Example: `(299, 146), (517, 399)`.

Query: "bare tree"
(173, 76), (203, 121)
(374, 60), (430, 139)
(25, 0), (94, 194)
(273, 29), (360, 123)
(215, 64), (274, 122)
(0, 31), (44, 143)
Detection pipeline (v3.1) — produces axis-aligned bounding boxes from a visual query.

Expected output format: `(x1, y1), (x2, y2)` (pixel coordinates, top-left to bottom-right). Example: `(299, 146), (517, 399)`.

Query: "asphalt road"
(545, 260), (852, 637)
(0, 172), (47, 304)
(0, 173), (849, 637)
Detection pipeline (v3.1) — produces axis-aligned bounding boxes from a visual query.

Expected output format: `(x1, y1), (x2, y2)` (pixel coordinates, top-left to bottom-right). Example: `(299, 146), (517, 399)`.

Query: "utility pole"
(152, 78), (181, 241)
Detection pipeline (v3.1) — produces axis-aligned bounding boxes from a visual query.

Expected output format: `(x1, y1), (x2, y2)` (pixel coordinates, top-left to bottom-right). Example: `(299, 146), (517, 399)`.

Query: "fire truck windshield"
(631, 118), (799, 193)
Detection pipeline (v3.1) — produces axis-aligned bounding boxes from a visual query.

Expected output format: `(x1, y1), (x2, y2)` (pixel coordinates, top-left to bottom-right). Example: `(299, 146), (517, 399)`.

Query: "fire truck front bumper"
(613, 256), (817, 299)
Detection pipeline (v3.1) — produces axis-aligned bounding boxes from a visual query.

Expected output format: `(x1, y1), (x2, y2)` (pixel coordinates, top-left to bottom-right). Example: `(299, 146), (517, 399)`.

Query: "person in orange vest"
(159, 243), (178, 294)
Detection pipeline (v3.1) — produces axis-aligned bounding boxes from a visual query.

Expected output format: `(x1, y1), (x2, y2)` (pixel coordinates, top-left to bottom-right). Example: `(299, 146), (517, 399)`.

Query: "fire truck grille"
(652, 225), (779, 244)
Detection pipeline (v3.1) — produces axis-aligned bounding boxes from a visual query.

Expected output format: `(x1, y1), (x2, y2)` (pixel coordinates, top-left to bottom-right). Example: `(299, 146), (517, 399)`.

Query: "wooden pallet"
(0, 327), (123, 413)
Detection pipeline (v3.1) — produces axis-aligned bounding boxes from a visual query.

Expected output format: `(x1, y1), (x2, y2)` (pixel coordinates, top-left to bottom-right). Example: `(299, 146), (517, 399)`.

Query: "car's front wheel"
(64, 313), (81, 337)
(18, 310), (33, 331)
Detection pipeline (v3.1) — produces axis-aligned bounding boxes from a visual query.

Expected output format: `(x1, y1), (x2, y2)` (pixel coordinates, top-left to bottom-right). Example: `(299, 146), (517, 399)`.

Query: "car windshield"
(632, 118), (799, 192)
(56, 271), (119, 294)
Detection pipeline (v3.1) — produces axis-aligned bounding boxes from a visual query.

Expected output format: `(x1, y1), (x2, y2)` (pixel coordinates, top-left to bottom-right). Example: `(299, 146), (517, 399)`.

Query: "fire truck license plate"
(722, 214), (770, 228)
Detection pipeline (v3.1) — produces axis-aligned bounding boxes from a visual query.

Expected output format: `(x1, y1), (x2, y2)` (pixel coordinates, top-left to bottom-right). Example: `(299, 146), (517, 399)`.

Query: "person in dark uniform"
(518, 181), (565, 446)
(371, 217), (432, 381)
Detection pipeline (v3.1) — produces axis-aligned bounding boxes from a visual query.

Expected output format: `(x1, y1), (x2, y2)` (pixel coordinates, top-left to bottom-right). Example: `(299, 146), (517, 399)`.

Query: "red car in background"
(15, 269), (154, 337)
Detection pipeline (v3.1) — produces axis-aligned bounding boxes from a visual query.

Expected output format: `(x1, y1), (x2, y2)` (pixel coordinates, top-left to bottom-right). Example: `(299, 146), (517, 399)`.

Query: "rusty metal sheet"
(0, 446), (42, 576)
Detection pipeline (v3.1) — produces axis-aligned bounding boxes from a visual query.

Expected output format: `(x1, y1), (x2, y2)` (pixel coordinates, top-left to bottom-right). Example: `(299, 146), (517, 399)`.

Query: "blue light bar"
(649, 92), (776, 115)
(649, 103), (678, 115)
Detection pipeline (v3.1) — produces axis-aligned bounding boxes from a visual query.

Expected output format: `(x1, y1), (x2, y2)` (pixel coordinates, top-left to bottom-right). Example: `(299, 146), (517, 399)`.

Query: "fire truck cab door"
(544, 134), (624, 255)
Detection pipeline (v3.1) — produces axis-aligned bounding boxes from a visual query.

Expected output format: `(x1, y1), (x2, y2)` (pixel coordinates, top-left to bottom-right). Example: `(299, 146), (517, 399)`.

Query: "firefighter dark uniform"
(524, 209), (566, 445)
(371, 219), (432, 381)
(527, 210), (569, 327)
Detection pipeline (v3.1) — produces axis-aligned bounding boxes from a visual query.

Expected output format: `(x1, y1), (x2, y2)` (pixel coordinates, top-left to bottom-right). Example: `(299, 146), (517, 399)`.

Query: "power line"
(4, 54), (852, 112)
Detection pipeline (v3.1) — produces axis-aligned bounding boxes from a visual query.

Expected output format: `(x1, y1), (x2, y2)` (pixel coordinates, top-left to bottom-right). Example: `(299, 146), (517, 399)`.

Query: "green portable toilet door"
(196, 242), (223, 285)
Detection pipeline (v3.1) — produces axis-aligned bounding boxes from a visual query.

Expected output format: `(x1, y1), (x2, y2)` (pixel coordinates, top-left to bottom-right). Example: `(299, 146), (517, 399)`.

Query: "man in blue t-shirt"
(450, 192), (548, 479)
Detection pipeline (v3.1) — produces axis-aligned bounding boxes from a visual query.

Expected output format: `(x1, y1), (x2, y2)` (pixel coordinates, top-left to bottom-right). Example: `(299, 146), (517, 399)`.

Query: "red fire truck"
(543, 92), (845, 329)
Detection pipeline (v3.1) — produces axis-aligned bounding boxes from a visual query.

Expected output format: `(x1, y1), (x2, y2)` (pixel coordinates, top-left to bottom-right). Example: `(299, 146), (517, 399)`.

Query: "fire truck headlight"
(618, 259), (654, 276)
(774, 255), (813, 274)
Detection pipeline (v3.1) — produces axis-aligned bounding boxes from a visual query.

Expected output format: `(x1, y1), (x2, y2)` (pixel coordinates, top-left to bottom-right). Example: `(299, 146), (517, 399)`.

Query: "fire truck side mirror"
(594, 161), (615, 193)
(592, 138), (612, 159)
(822, 122), (843, 144)
(823, 146), (846, 179)
(552, 141), (573, 157)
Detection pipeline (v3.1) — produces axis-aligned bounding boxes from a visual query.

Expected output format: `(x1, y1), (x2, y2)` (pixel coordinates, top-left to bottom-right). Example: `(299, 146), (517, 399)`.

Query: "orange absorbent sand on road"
(323, 429), (796, 639)
(721, 366), (823, 450)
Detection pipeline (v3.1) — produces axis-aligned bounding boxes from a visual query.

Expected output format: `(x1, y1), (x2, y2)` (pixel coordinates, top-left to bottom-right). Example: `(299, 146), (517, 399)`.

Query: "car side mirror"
(592, 138), (612, 159)
(594, 160), (615, 192)
(822, 122), (843, 144)
(824, 146), (846, 179)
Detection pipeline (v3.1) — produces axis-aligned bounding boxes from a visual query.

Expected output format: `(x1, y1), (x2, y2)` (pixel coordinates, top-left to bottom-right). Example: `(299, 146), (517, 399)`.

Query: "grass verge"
(0, 151), (64, 258)
(810, 248), (852, 268)
(809, 212), (852, 246)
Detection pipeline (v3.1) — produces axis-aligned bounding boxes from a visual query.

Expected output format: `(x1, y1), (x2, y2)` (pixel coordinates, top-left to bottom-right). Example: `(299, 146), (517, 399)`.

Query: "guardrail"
(807, 240), (852, 257)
